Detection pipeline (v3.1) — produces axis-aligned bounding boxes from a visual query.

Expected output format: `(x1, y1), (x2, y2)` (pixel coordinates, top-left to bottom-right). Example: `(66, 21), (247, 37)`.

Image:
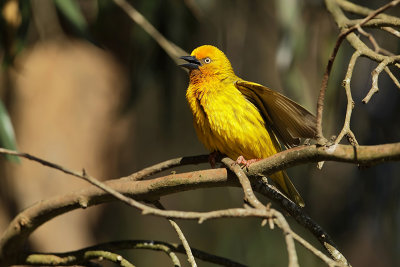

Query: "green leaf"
(0, 100), (20, 163)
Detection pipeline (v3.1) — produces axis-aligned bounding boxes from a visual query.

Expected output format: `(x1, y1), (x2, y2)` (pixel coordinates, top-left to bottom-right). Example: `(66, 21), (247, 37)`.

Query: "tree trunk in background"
(2, 39), (128, 251)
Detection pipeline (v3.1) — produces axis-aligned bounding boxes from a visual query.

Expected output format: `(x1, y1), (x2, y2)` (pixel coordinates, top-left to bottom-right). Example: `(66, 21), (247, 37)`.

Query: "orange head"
(180, 45), (235, 83)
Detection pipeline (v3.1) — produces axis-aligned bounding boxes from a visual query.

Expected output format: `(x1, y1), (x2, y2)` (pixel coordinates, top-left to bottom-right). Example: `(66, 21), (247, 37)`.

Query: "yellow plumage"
(187, 78), (279, 161)
(181, 45), (317, 207)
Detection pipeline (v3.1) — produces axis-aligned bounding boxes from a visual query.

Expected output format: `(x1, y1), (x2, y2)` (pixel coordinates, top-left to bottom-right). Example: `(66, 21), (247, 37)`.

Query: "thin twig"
(382, 26), (400, 38)
(26, 242), (172, 267)
(337, 0), (400, 24)
(219, 158), (301, 266)
(170, 220), (197, 267)
(155, 201), (197, 267)
(220, 157), (265, 209)
(318, 0), (400, 143)
(25, 250), (135, 267)
(289, 230), (344, 267)
(271, 211), (299, 267)
(362, 58), (392, 103)
(22, 240), (248, 267)
(2, 144), (400, 265)
(335, 51), (361, 145)
(0, 148), (196, 223)
(128, 154), (209, 181)
(349, 0), (400, 27)
(253, 177), (347, 266)
(384, 67), (400, 90)
(356, 25), (394, 56)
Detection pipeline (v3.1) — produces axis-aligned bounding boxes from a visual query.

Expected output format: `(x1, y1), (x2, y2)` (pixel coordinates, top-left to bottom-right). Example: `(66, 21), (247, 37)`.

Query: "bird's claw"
(235, 156), (261, 169)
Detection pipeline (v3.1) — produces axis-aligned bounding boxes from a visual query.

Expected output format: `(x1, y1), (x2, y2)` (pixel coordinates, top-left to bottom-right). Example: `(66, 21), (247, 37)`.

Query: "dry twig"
(362, 57), (393, 103)
(21, 239), (248, 267)
(26, 250), (135, 267)
(334, 51), (361, 145)
(1, 143), (400, 265)
(318, 0), (400, 143)
(155, 201), (197, 267)
(221, 157), (300, 266)
(5, 144), (393, 265)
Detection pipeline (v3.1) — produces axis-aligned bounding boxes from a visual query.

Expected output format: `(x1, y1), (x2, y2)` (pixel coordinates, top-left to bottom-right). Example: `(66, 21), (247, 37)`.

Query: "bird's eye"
(204, 57), (211, 64)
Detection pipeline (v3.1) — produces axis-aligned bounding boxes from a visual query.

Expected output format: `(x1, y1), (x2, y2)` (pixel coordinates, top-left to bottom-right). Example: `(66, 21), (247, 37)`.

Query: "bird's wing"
(235, 80), (317, 148)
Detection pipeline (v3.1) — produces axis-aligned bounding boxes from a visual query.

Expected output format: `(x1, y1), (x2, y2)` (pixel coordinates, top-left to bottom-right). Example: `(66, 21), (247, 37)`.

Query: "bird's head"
(180, 45), (235, 82)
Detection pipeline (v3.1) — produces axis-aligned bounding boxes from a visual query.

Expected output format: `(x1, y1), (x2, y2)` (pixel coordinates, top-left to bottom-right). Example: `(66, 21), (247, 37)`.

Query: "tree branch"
(154, 201), (197, 267)
(221, 157), (265, 209)
(317, 0), (400, 142)
(25, 250), (135, 266)
(221, 157), (301, 266)
(337, 0), (400, 25)
(1, 142), (399, 265)
(335, 51), (361, 145)
(20, 240), (248, 267)
(128, 154), (209, 181)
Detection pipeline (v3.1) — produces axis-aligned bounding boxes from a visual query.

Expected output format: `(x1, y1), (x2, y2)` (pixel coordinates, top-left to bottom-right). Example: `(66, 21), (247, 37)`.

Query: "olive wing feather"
(235, 80), (317, 148)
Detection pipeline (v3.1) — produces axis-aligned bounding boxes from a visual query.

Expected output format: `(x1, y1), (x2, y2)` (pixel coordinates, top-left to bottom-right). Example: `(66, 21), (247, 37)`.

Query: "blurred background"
(0, 0), (399, 266)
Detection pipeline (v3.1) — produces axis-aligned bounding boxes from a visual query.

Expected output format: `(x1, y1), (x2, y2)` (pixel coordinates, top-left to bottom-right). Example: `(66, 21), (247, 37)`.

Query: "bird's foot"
(208, 151), (222, 168)
(235, 156), (261, 168)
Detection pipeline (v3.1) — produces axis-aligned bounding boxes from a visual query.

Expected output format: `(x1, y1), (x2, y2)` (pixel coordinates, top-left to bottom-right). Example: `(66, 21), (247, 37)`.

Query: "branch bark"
(317, 0), (400, 142)
(1, 142), (399, 265)
(21, 240), (246, 267)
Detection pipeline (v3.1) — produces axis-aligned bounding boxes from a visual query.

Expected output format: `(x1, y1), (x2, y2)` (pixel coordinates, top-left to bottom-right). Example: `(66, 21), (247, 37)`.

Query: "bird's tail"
(270, 171), (305, 207)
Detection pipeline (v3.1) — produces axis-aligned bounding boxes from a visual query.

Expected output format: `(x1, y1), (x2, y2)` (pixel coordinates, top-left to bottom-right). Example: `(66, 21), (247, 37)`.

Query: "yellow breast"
(186, 80), (281, 160)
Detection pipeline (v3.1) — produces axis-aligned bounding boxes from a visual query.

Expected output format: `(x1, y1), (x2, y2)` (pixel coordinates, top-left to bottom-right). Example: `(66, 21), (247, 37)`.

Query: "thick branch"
(1, 143), (399, 265)
(246, 142), (400, 177)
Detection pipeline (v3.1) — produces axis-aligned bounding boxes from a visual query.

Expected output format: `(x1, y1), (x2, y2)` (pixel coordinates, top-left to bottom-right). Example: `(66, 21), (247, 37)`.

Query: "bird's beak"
(179, 55), (201, 70)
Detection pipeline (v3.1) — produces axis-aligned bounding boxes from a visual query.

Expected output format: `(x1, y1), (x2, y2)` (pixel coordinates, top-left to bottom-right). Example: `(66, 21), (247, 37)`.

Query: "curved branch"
(335, 51), (361, 145)
(1, 143), (399, 265)
(221, 157), (265, 209)
(154, 201), (197, 267)
(221, 157), (301, 266)
(318, 0), (400, 142)
(21, 240), (247, 267)
(0, 166), (236, 265)
(128, 154), (209, 181)
(26, 250), (135, 266)
(337, 0), (400, 24)
(246, 143), (400, 177)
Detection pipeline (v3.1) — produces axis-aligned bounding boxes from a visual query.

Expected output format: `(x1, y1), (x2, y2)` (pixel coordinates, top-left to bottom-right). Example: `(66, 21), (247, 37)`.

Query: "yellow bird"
(180, 45), (317, 207)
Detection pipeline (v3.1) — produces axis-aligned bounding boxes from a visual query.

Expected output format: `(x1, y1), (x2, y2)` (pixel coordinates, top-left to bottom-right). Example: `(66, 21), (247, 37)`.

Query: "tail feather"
(270, 171), (305, 207)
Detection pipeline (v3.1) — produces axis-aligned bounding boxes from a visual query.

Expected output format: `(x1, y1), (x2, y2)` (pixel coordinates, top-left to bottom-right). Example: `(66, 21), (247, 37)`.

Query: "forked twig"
(318, 0), (400, 143)
(4, 144), (399, 265)
(220, 157), (300, 267)
(335, 51), (361, 145)
(220, 157), (265, 209)
(362, 58), (392, 103)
